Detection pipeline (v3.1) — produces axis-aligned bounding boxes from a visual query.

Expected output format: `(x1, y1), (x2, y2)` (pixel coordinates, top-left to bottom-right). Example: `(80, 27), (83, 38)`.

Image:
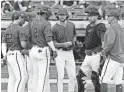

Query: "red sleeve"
(44, 22), (53, 42)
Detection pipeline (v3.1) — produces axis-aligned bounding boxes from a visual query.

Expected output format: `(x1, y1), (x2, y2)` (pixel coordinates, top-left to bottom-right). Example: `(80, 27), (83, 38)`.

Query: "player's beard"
(108, 17), (114, 24)
(60, 18), (66, 22)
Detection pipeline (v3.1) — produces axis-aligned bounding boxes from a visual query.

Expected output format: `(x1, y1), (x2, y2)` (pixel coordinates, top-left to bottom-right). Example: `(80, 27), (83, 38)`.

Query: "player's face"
(88, 15), (97, 23)
(20, 18), (25, 26)
(107, 15), (114, 24)
(58, 14), (67, 22)
(45, 14), (49, 20)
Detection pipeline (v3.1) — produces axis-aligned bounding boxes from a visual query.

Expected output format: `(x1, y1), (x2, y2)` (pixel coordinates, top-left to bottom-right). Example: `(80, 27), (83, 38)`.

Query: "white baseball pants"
(80, 53), (101, 77)
(29, 46), (50, 92)
(24, 55), (33, 92)
(55, 49), (76, 92)
(100, 58), (124, 85)
(7, 50), (28, 92)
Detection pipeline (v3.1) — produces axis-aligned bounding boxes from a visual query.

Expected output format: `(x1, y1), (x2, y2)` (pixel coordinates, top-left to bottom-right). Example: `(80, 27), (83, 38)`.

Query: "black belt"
(86, 52), (99, 56)
(8, 50), (20, 55)
(58, 48), (71, 51)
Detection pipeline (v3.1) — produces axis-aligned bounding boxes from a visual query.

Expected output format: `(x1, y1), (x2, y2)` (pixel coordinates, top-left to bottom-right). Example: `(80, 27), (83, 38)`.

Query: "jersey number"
(6, 33), (12, 43)
(34, 28), (38, 38)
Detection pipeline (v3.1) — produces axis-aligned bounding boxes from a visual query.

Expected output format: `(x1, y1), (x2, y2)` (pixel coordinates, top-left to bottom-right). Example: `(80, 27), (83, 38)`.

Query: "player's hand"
(75, 41), (83, 47)
(21, 49), (29, 56)
(52, 51), (58, 58)
(65, 42), (72, 45)
(63, 42), (72, 48)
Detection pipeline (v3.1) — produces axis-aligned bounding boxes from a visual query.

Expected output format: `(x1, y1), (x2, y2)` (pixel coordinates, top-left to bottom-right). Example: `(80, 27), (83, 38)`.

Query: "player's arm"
(53, 41), (72, 48)
(2, 43), (7, 57)
(21, 23), (29, 48)
(44, 23), (56, 52)
(2, 32), (7, 57)
(102, 27), (116, 55)
(97, 23), (107, 48)
(18, 27), (29, 56)
(44, 23), (58, 58)
(73, 23), (76, 43)
(1, 32), (7, 67)
(97, 23), (106, 42)
(18, 28), (27, 49)
(1, 42), (7, 67)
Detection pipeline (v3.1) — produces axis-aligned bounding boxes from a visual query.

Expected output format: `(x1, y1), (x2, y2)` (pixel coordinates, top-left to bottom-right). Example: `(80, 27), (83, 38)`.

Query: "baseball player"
(1, 11), (28, 92)
(100, 10), (124, 92)
(52, 7), (76, 92)
(29, 5), (57, 92)
(76, 5), (106, 92)
(21, 12), (36, 92)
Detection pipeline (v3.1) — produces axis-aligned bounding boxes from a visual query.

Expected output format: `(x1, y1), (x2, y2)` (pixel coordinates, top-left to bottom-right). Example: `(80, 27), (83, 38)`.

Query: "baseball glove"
(73, 41), (83, 51)
(50, 50), (58, 59)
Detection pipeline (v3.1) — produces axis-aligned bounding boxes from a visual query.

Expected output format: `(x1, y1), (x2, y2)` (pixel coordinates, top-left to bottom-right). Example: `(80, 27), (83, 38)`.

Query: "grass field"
(1, 64), (124, 92)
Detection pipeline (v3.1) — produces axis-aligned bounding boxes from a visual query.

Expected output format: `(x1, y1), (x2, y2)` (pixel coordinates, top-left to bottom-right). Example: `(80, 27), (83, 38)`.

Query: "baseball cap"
(40, 5), (51, 13)
(107, 10), (120, 18)
(12, 11), (27, 20)
(25, 12), (36, 18)
(57, 7), (68, 15)
(85, 4), (100, 16)
(24, 12), (36, 21)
